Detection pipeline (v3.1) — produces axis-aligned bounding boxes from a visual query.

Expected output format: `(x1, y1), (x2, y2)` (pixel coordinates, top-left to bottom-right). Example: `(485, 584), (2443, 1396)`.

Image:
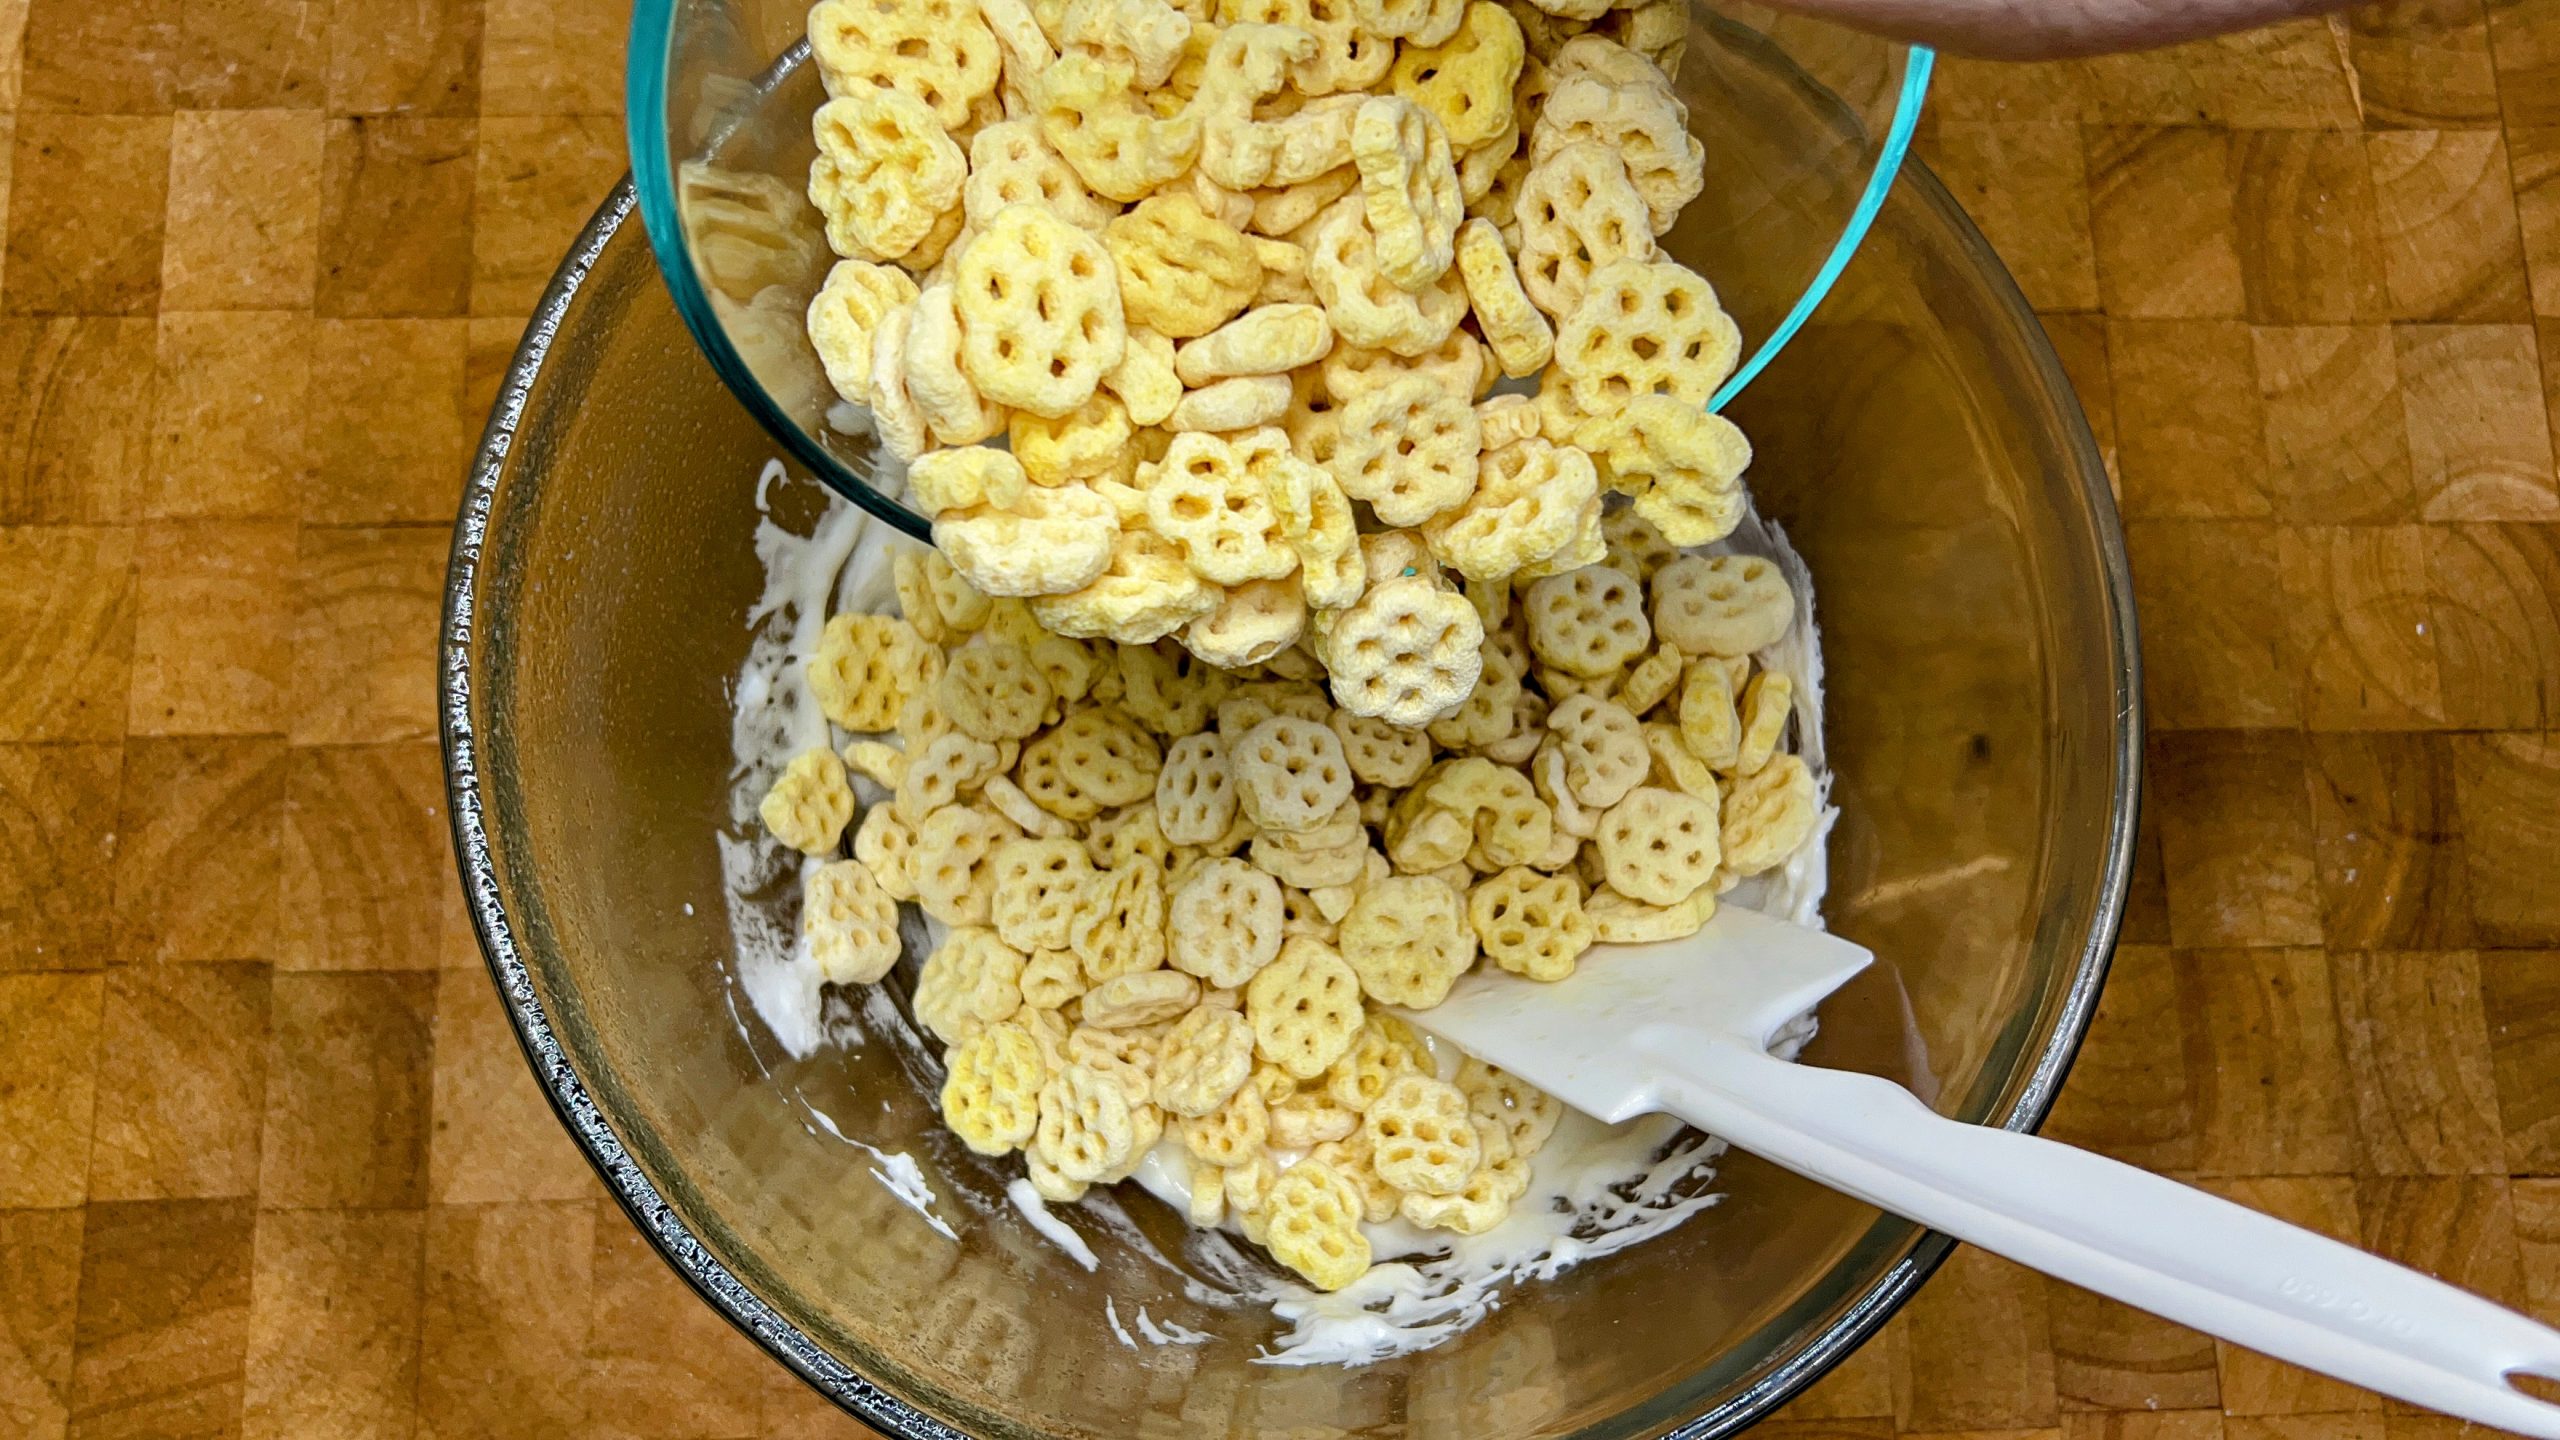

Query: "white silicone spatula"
(1402, 906), (2560, 1435)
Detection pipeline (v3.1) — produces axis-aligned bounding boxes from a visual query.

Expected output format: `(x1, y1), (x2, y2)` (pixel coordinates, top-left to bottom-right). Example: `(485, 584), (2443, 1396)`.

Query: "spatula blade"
(1397, 905), (1873, 1124)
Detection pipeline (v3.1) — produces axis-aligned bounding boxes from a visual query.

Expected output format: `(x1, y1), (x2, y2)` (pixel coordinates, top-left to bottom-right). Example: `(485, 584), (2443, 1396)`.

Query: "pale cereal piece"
(913, 804), (1023, 926)
(1321, 327), (1484, 405)
(1417, 755), (1554, 870)
(1155, 732), (1240, 846)
(1067, 1019), (1163, 1103)
(1101, 328), (1182, 429)
(1306, 203), (1469, 356)
(1466, 865), (1592, 982)
(1019, 947), (1088, 1008)
(1734, 671), (1793, 776)
(1071, 857), (1172, 981)
(1266, 1159), (1372, 1290)
(895, 730), (1005, 823)
(1289, 0), (1391, 93)
(1349, 96), (1463, 290)
(1308, 1132), (1400, 1223)
(843, 740), (907, 792)
(865, 304), (931, 464)
(1083, 968), (1203, 1029)
(1421, 436), (1596, 584)
(1477, 148), (1534, 250)
(988, 837), (1095, 950)
(1259, 784), (1362, 848)
(1653, 555), (1795, 664)
(1464, 400), (1533, 460)
(906, 285), (1008, 446)
(1232, 714), (1355, 834)
(906, 445), (1027, 521)
(1249, 165), (1363, 239)
(1324, 711), (1427, 790)
(1156, 1004), (1256, 1115)
(1548, 692), (1648, 808)
(1547, 31), (1669, 88)
(1270, 1082), (1363, 1147)
(1246, 935), (1366, 1078)
(1086, 799), (1176, 872)
(1106, 192), (1263, 339)
(898, 545), (991, 637)
(809, 93), (968, 262)
(1195, 41), (1331, 188)
(1230, 427), (1354, 608)
(1322, 1013), (1432, 1112)
(936, 480), (1124, 601)
(1530, 72), (1702, 232)
(1033, 51), (1205, 200)
(802, 859), (903, 985)
(1057, 0), (1194, 86)
(1021, 1003), (1074, 1069)
(1187, 576), (1308, 668)
(1031, 524), (1222, 643)
(1181, 1078), (1270, 1164)
(1338, 873), (1475, 1007)
(1423, 631), (1521, 751)
(1594, 784), (1720, 905)
(1531, 741), (1601, 840)
(811, 0), (1001, 125)
(1524, 563), (1651, 678)
(1554, 258), (1741, 418)
(1321, 575), (1484, 726)
(963, 120), (1111, 236)
(1389, 1), (1525, 149)
(1512, 141), (1654, 320)
(808, 614), (929, 733)
(807, 261), (920, 404)
(1673, 650), (1750, 770)
(1456, 1055), (1562, 1157)
(1585, 881), (1715, 942)
(1173, 304), (1334, 386)
(1453, 217), (1553, 378)
(852, 805), (919, 899)
(1480, 685), (1547, 767)
(1034, 1061), (1141, 1182)
(760, 748), (856, 855)
(1354, 0), (1464, 43)
(1615, 644), (1683, 717)
(1186, 1155), (1228, 1227)
(1456, 120), (1519, 205)
(1009, 391), (1137, 486)
(1722, 751), (1817, 877)
(1248, 827), (1368, 889)
(1116, 642), (1230, 737)
(1165, 373), (1294, 434)
(1251, 237), (1318, 308)
(1505, 0), (1589, 56)
(1588, 405), (1751, 547)
(1019, 705), (1164, 821)
(1593, 0), (1683, 72)
(1642, 719), (1722, 805)
(1281, 882), (1343, 942)
(1169, 855), (1285, 986)
(1365, 1074), (1481, 1195)
(1329, 374), (1482, 528)
(941, 641), (1056, 742)
(1531, 366), (1591, 448)
(954, 203), (1128, 418)
(915, 925), (1027, 1045)
(1399, 1152), (1522, 1234)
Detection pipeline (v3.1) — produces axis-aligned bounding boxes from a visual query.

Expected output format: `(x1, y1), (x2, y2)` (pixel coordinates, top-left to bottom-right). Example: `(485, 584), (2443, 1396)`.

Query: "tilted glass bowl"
(447, 8), (2139, 1428)
(627, 0), (1934, 537)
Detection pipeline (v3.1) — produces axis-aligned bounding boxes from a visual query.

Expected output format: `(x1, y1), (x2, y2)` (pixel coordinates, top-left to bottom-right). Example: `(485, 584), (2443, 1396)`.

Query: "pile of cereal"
(759, 516), (1821, 1292)
(799, 0), (1753, 726)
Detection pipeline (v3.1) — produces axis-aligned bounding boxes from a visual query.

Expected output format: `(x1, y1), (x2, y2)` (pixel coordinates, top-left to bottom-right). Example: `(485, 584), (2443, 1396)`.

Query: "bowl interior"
(449, 104), (2135, 1440)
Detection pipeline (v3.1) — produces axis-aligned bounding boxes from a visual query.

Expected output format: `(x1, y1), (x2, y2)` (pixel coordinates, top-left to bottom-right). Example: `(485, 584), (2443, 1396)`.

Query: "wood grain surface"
(3, 2), (2560, 1436)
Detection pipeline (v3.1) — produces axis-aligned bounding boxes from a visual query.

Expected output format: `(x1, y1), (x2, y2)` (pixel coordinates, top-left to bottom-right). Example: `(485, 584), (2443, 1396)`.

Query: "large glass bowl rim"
(624, 0), (1935, 540)
(441, 165), (2143, 1439)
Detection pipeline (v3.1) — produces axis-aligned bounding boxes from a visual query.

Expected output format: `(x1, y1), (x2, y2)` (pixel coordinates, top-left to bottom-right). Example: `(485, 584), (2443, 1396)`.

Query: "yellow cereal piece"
(1582, 402), (1751, 546)
(1674, 653), (1744, 771)
(1034, 53), (1205, 201)
(1165, 373), (1294, 433)
(1467, 864), (1592, 982)
(809, 92), (968, 263)
(760, 748), (856, 855)
(906, 285), (1007, 446)
(1156, 1003), (1257, 1115)
(1523, 563), (1650, 678)
(1265, 1159), (1372, 1290)
(1181, 1078), (1270, 1165)
(1651, 552), (1796, 658)
(1154, 732), (1240, 846)
(1034, 1061), (1143, 1182)
(1399, 1144), (1526, 1234)
(893, 730), (1001, 823)
(1422, 436), (1595, 583)
(912, 804), (1022, 926)
(916, 925), (1027, 1045)
(1408, 755), (1554, 870)
(852, 804), (919, 899)
(1547, 692), (1647, 807)
(1457, 1055), (1563, 1157)
(1734, 671), (1793, 775)
(1456, 120), (1519, 205)
(1322, 1013), (1433, 1112)
(1321, 574), (1484, 726)
(964, 119), (1114, 234)
(1585, 881), (1716, 943)
(1722, 751), (1818, 877)
(1594, 784), (1720, 905)
(1187, 576), (1308, 668)
(809, 0), (1002, 129)
(941, 641), (1055, 742)
(1306, 202), (1470, 355)
(808, 614), (929, 733)
(1364, 1074), (1481, 1194)
(1330, 374), (1482, 527)
(842, 739), (906, 791)
(1355, 0), (1465, 43)
(1101, 328), (1182, 428)
(1031, 522), (1221, 644)
(864, 303), (930, 463)
(1298, 0), (1394, 93)
(1083, 967), (1202, 1028)
(954, 203), (1127, 418)
(1249, 164), (1361, 237)
(1246, 934), (1366, 1078)
(1071, 856), (1172, 981)
(802, 858), (903, 984)
(1530, 72), (1703, 232)
(940, 1020), (1049, 1156)
(1323, 329), (1485, 405)
(1513, 140), (1654, 319)
(1232, 714), (1356, 834)
(1452, 218), (1552, 378)
(987, 836), (1093, 950)
(1009, 392), (1137, 488)
(1107, 192), (1263, 338)
(1615, 644), (1683, 717)
(906, 445), (1028, 520)
(1389, 2), (1525, 148)
(933, 480), (1121, 598)
(1423, 628), (1522, 750)
(1057, 0), (1195, 87)
(1116, 641), (1231, 736)
(1019, 947), (1088, 1009)
(1326, 712), (1429, 790)
(1269, 1083), (1363, 1147)
(807, 261), (919, 404)
(1338, 873), (1475, 1006)
(1553, 256), (1741, 417)
(1143, 431), (1297, 585)
(1174, 304), (1334, 386)
(1350, 96), (1462, 290)
(1548, 31), (1667, 87)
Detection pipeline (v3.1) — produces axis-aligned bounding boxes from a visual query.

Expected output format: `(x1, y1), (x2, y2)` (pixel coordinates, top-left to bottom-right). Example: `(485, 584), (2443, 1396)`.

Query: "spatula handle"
(1646, 1034), (2560, 1436)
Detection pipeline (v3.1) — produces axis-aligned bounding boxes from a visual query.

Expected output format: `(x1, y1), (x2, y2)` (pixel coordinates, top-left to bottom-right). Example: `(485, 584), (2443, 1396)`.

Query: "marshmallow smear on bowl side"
(720, 0), (1843, 1364)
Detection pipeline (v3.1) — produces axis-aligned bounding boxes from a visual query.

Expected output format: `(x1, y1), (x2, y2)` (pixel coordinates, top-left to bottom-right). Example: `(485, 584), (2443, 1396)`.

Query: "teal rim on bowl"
(625, 0), (1933, 542)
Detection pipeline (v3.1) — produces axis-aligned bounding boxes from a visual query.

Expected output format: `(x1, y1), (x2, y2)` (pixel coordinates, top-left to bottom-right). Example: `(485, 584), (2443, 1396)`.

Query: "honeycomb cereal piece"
(1389, 2), (1525, 150)
(1032, 50), (1205, 200)
(935, 1020), (1048, 1156)
(1246, 935), (1366, 1078)
(1666, 648), (1748, 770)
(1173, 305), (1334, 387)
(1083, 968), (1202, 1029)
(1338, 873), (1475, 1006)
(1548, 693), (1647, 807)
(1069, 857), (1171, 982)
(1106, 193), (1262, 340)
(905, 286), (1007, 446)
(1155, 732), (1239, 845)
(1322, 1013), (1432, 1112)
(1321, 576), (1484, 726)
(1590, 403), (1751, 547)
(852, 805), (919, 899)
(807, 261), (919, 404)
(1249, 165), (1362, 239)
(1156, 1004), (1255, 1115)
(1164, 374), (1293, 434)
(1186, 577), (1307, 668)
(1420, 436), (1595, 584)
(1512, 141), (1654, 320)
(1026, 1145), (1090, 1204)
(810, 0), (1001, 127)
(1423, 632), (1521, 750)
(1309, 1133), (1400, 1223)
(1330, 710), (1432, 787)
(1349, 97), (1462, 291)
(1116, 642), (1229, 736)
(1020, 705), (1163, 820)
(1031, 523), (1221, 643)
(1399, 1150), (1523, 1233)
(1615, 644), (1683, 718)
(1232, 715), (1354, 834)
(1252, 236), (1318, 306)
(988, 837), (1094, 950)
(1086, 799), (1176, 873)
(1307, 203), (1469, 356)
(1354, 0), (1465, 43)
(963, 119), (1112, 233)
(1599, 507), (1678, 587)
(941, 642), (1055, 742)
(1269, 1079), (1362, 1147)
(1099, 328), (1182, 428)
(1468, 397), (1536, 457)
(1524, 563), (1650, 678)
(1594, 784), (1720, 905)
(1067, 1021), (1162, 1101)
(1169, 856), (1284, 986)
(842, 740), (906, 791)
(760, 749), (856, 855)
(894, 731), (1003, 823)
(1735, 670), (1792, 775)
(1467, 865), (1591, 981)
(1452, 219), (1552, 378)
(913, 805), (1022, 926)
(954, 203), (1127, 418)
(936, 483), (1124, 602)
(1455, 120), (1519, 206)
(1247, 825), (1366, 889)
(1034, 1062), (1142, 1182)
(1721, 751), (1817, 877)
(1057, 0), (1194, 86)
(1295, 0), (1393, 93)
(1328, 375), (1481, 528)
(1586, 881), (1715, 942)
(1531, 743), (1600, 838)
(1265, 1160), (1371, 1289)
(1181, 1079), (1270, 1165)
(915, 926), (1026, 1044)
(1530, 72), (1701, 232)
(1554, 259), (1741, 417)
(1365, 1075), (1480, 1195)
(906, 445), (1027, 522)
(1009, 391), (1137, 487)
(802, 859), (903, 985)
(809, 93), (968, 262)
(1456, 1056), (1562, 1157)
(1654, 554), (1795, 661)
(1481, 686), (1548, 767)
(1594, 0), (1683, 72)
(1018, 948), (1087, 1009)
(863, 304), (930, 464)
(1420, 755), (1554, 870)
(808, 614), (928, 733)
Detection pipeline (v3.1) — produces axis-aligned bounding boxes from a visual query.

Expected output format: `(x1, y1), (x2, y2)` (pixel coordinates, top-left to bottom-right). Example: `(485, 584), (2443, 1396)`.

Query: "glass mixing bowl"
(444, 52), (2138, 1434)
(626, 0), (1935, 536)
